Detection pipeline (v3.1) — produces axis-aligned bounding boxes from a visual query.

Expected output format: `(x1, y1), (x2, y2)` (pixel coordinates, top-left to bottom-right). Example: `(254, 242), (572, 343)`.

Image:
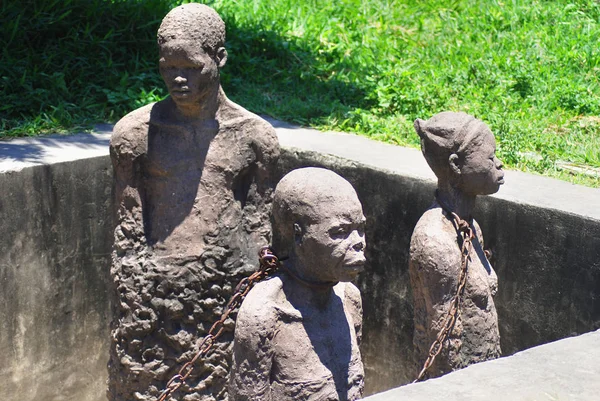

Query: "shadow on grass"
(222, 18), (375, 126)
(1, 0), (374, 136)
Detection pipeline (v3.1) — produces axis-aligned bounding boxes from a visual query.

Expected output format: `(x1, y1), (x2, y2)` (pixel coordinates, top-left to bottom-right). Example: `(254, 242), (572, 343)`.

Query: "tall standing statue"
(409, 111), (504, 380)
(108, 4), (280, 400)
(229, 167), (366, 401)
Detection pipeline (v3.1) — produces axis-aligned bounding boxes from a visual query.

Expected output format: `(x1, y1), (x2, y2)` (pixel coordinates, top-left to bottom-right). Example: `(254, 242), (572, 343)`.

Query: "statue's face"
(296, 195), (366, 283)
(159, 40), (220, 108)
(458, 128), (504, 195)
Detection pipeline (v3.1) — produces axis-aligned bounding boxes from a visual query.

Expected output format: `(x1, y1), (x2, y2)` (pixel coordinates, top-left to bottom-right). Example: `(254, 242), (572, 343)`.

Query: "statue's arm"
(109, 121), (146, 256)
(252, 121), (280, 194)
(473, 219), (498, 294)
(229, 291), (276, 401)
(345, 283), (363, 346)
(236, 120), (280, 245)
(410, 231), (460, 328)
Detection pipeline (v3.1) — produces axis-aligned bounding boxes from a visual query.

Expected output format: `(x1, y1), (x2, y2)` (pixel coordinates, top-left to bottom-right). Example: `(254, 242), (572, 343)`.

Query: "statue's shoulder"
(412, 206), (446, 236)
(110, 103), (154, 158)
(219, 100), (273, 131)
(410, 206), (458, 258)
(237, 277), (284, 327)
(219, 100), (279, 152)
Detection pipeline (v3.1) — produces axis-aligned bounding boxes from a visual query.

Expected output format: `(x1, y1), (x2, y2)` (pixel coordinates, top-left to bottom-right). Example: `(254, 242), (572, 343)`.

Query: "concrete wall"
(1, 123), (599, 399)
(0, 156), (113, 400)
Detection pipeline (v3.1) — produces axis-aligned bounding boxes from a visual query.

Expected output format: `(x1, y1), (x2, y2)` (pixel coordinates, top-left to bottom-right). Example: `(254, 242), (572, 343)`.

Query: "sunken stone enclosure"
(1, 121), (600, 400)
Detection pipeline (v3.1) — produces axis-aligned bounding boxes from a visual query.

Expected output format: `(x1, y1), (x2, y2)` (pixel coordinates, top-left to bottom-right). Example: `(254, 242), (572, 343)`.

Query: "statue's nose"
(174, 75), (187, 84)
(352, 232), (365, 251)
(495, 156), (503, 169)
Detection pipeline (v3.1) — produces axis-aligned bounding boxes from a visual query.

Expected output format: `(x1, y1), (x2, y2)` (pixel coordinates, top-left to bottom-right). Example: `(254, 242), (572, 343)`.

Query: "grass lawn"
(2, 0), (599, 186)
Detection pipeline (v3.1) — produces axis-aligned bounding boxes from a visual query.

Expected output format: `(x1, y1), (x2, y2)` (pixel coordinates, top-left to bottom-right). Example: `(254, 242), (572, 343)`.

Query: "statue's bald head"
(157, 3), (225, 54)
(272, 168), (362, 258)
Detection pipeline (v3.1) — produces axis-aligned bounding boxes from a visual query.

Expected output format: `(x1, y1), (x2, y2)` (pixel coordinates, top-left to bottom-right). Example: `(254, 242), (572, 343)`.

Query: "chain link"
(157, 246), (280, 401)
(414, 208), (474, 383)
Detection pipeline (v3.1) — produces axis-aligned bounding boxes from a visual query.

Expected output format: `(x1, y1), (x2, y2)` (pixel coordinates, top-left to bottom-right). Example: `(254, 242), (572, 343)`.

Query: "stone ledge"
(364, 329), (600, 401)
(264, 117), (600, 222)
(0, 124), (113, 173)
(2, 118), (599, 222)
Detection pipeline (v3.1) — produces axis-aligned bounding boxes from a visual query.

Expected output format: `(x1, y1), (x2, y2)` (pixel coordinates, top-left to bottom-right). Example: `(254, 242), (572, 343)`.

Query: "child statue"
(229, 167), (366, 401)
(409, 111), (504, 380)
(108, 4), (279, 400)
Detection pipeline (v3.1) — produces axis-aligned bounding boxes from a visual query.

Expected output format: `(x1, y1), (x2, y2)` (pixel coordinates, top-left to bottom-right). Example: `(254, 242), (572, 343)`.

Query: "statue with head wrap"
(229, 167), (366, 401)
(409, 111), (504, 378)
(108, 4), (279, 400)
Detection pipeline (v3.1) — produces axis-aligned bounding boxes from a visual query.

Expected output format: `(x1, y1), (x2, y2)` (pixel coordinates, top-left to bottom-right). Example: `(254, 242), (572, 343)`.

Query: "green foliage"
(1, 0), (599, 186)
(1, 0), (172, 136)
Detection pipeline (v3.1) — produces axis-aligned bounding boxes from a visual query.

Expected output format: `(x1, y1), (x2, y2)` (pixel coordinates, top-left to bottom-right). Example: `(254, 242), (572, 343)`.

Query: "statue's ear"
(216, 47), (227, 68)
(448, 153), (461, 176)
(293, 223), (303, 244)
(414, 118), (426, 137)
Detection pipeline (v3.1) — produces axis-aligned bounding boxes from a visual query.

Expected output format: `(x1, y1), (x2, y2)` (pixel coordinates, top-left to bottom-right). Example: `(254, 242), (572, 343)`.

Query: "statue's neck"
(173, 84), (226, 121)
(282, 260), (337, 310)
(436, 182), (476, 220)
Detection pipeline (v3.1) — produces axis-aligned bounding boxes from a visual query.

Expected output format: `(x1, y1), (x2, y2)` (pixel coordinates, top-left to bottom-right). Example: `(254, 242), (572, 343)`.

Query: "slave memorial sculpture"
(108, 4), (280, 400)
(229, 167), (366, 401)
(409, 111), (504, 380)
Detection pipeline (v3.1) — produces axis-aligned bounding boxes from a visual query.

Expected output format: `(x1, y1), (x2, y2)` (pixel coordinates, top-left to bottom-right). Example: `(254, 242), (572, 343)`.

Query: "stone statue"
(409, 111), (504, 379)
(229, 167), (366, 401)
(108, 4), (280, 400)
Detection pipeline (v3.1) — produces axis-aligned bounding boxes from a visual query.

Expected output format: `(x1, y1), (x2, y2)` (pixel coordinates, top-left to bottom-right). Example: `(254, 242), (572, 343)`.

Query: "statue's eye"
(188, 62), (204, 70)
(330, 226), (349, 238)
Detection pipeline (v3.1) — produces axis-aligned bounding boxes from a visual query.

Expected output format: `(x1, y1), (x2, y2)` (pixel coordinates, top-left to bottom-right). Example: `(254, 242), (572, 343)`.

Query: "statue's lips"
(344, 261), (365, 272)
(498, 175), (505, 185)
(171, 88), (190, 96)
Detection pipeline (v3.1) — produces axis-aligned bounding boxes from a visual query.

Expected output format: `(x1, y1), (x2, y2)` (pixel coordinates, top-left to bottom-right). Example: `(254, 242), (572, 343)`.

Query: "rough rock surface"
(410, 209), (500, 375)
(409, 112), (504, 378)
(229, 168), (366, 400)
(107, 4), (280, 400)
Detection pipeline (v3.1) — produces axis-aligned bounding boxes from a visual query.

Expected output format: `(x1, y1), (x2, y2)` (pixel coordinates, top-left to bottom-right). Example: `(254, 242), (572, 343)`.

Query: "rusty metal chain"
(157, 246), (280, 401)
(414, 208), (474, 383)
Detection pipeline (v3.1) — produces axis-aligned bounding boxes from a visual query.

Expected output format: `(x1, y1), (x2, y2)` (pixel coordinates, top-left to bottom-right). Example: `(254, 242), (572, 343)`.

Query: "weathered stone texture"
(107, 4), (280, 400)
(2, 122), (599, 400)
(409, 112), (503, 378)
(410, 209), (501, 376)
(230, 168), (366, 400)
(0, 157), (113, 401)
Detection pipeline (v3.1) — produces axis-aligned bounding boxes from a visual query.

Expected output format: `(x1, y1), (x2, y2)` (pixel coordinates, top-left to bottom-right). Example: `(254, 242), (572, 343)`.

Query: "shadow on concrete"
(261, 116), (305, 130)
(0, 124), (112, 165)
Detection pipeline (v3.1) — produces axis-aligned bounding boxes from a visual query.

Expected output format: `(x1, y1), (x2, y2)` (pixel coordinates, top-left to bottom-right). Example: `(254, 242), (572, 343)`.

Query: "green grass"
(1, 0), (169, 135)
(1, 0), (599, 187)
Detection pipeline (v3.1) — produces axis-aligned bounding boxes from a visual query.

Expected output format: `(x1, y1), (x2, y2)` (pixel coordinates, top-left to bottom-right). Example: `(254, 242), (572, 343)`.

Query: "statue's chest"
(463, 244), (497, 310)
(272, 308), (362, 385)
(143, 126), (255, 183)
